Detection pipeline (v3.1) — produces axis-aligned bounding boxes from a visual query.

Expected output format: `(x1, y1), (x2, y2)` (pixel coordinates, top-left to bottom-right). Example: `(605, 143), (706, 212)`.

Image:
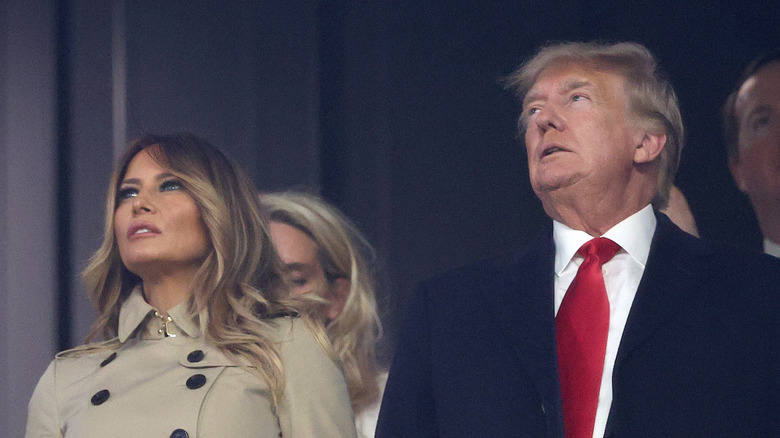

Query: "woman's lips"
(127, 222), (161, 239)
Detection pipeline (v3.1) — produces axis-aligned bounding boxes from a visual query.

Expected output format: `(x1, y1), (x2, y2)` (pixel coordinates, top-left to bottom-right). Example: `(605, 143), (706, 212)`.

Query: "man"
(723, 51), (780, 257)
(377, 42), (780, 438)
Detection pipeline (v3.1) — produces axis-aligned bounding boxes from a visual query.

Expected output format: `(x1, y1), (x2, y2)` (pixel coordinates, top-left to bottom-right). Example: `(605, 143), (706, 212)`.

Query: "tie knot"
(578, 237), (620, 265)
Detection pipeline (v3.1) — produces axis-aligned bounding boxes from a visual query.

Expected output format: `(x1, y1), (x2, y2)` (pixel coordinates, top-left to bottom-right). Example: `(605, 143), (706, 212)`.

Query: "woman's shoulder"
(264, 315), (317, 344)
(55, 338), (121, 360)
(46, 339), (122, 381)
(264, 315), (335, 362)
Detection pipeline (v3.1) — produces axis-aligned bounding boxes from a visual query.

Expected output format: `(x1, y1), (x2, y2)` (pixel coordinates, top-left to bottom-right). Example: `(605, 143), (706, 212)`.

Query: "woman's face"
(269, 221), (349, 323)
(113, 147), (210, 281)
(269, 221), (329, 297)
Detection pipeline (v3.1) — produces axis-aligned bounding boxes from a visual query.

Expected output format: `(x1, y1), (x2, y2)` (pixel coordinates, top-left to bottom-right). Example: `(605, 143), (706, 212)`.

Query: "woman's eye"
(117, 187), (137, 201)
(160, 179), (183, 192)
(291, 278), (308, 287)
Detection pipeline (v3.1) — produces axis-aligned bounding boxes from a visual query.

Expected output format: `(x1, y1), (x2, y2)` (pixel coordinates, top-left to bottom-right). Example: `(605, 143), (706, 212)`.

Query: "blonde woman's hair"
(260, 191), (383, 414)
(82, 133), (312, 406)
(503, 41), (684, 210)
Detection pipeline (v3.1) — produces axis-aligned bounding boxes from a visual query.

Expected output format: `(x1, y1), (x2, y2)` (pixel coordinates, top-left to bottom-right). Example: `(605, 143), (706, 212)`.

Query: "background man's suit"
(377, 213), (780, 437)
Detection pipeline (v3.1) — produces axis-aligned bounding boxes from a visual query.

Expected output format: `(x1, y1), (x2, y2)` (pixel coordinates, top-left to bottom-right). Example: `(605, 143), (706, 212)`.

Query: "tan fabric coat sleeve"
(275, 319), (357, 438)
(26, 361), (63, 438)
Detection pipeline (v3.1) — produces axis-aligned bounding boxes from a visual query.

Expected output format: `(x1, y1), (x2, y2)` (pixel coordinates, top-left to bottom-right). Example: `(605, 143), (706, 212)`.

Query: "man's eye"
(752, 116), (770, 130)
(572, 94), (586, 102)
(291, 278), (307, 287)
(527, 107), (540, 116)
(160, 179), (183, 192)
(117, 187), (137, 200)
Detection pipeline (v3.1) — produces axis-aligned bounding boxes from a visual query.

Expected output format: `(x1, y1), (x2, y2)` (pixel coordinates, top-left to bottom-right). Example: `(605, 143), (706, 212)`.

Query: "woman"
(260, 192), (385, 438)
(26, 134), (356, 438)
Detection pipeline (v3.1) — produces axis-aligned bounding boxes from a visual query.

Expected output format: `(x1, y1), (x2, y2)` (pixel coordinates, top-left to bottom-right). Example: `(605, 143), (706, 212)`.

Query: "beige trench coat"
(26, 289), (356, 438)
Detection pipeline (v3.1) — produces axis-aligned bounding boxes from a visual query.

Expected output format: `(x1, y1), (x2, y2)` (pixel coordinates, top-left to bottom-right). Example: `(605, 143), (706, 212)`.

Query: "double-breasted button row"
(91, 351), (208, 410)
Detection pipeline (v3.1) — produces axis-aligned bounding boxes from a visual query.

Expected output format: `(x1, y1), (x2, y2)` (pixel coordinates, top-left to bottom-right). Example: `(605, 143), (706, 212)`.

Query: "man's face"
(730, 61), (780, 219)
(523, 61), (647, 203)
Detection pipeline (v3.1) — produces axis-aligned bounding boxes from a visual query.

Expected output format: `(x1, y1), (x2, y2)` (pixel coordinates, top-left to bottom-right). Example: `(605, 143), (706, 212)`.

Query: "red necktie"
(556, 237), (620, 438)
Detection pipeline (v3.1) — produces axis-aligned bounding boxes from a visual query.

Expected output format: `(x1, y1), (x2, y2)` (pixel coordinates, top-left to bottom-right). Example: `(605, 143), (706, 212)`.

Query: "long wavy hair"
(82, 133), (311, 406)
(260, 191), (383, 414)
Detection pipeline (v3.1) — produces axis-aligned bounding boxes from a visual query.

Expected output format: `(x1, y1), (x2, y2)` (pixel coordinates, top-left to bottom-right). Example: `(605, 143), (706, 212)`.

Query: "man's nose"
(535, 106), (563, 131)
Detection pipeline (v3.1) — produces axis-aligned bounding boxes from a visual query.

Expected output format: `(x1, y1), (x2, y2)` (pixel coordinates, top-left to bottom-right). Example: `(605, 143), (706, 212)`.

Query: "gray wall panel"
(124, 1), (320, 190)
(0, 1), (57, 435)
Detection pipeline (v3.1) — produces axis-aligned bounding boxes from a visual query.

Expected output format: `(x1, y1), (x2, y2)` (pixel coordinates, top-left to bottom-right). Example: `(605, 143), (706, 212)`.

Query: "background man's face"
(523, 61), (645, 202)
(731, 62), (780, 214)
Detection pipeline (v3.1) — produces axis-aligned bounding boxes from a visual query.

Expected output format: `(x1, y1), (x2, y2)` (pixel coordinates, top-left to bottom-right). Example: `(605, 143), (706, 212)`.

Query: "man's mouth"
(541, 145), (566, 158)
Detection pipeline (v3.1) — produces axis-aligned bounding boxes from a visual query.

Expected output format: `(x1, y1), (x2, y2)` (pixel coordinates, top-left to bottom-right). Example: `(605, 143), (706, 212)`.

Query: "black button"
(170, 429), (189, 438)
(91, 389), (110, 405)
(187, 350), (205, 363)
(100, 352), (117, 367)
(186, 374), (206, 389)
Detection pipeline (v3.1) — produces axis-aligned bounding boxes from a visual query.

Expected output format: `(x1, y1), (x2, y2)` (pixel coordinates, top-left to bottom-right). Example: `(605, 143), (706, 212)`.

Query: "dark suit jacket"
(377, 214), (780, 437)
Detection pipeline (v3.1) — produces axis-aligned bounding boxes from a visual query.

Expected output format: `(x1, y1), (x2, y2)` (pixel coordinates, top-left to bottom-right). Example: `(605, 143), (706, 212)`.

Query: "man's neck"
(544, 201), (650, 237)
(538, 180), (655, 237)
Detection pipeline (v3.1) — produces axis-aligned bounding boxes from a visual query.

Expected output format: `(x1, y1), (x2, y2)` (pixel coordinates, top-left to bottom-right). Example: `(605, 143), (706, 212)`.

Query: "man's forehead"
(524, 61), (619, 104)
(735, 62), (780, 115)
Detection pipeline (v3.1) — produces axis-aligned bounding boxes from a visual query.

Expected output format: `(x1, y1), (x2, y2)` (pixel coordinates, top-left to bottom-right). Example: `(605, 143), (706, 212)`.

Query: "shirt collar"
(118, 285), (202, 342)
(553, 204), (657, 275)
(764, 238), (780, 258)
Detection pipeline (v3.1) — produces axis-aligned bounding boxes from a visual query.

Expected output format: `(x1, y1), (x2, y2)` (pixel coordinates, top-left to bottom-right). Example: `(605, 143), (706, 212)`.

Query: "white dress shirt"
(764, 238), (780, 258)
(553, 204), (656, 438)
(354, 372), (388, 438)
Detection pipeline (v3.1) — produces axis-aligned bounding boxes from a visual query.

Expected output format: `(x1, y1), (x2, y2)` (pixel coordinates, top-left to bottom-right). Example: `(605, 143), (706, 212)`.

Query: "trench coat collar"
(118, 285), (201, 342)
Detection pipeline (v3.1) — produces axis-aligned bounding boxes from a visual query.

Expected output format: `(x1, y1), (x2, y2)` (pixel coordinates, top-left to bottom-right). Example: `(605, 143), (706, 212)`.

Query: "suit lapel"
(486, 224), (564, 436)
(614, 213), (708, 367)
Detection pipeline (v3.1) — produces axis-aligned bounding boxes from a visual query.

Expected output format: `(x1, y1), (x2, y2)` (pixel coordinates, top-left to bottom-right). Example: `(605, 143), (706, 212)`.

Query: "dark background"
(1, 3), (778, 431)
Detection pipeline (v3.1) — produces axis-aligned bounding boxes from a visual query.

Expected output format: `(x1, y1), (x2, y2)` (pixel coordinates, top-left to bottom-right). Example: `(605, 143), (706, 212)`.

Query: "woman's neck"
(141, 270), (195, 313)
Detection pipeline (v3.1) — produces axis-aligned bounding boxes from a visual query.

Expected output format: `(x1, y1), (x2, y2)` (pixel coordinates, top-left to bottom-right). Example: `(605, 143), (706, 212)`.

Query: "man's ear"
(325, 278), (351, 323)
(729, 157), (747, 192)
(633, 131), (666, 164)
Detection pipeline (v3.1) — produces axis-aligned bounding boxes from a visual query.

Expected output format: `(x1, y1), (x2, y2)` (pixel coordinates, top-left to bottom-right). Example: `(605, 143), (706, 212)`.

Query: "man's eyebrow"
(746, 104), (772, 120)
(523, 79), (593, 108)
(559, 79), (592, 94)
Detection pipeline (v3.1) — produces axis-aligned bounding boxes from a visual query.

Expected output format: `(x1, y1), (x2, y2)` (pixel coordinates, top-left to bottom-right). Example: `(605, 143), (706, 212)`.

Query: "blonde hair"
(504, 41), (684, 209)
(82, 133), (312, 406)
(260, 191), (383, 414)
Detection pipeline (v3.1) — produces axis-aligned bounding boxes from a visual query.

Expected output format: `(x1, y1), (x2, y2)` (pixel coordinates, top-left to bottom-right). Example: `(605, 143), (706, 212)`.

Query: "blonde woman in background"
(261, 192), (385, 438)
(26, 134), (355, 438)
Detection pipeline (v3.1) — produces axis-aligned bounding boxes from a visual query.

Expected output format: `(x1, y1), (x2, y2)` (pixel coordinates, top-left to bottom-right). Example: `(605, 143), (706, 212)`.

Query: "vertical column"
(68, 0), (116, 344)
(0, 0), (58, 435)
